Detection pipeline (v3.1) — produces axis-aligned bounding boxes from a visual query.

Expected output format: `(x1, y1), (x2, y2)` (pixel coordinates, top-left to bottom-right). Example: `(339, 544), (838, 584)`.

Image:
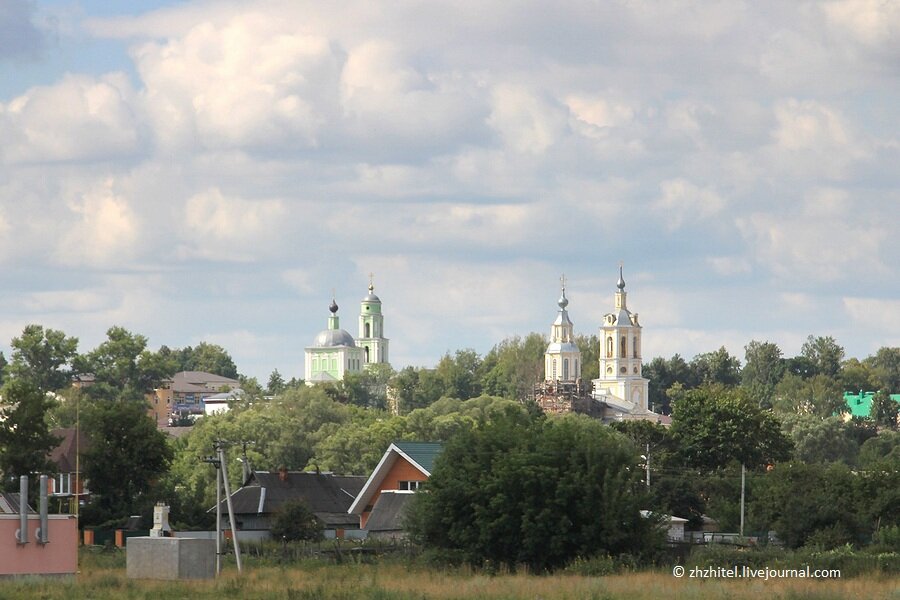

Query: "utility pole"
(645, 443), (650, 487)
(201, 454), (222, 575)
(217, 441), (242, 573)
(740, 463), (746, 538)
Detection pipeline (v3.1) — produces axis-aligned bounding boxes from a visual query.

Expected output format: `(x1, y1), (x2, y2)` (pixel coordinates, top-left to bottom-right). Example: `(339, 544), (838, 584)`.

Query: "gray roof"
(312, 328), (356, 348)
(0, 492), (35, 514)
(365, 492), (414, 532)
(213, 471), (366, 528)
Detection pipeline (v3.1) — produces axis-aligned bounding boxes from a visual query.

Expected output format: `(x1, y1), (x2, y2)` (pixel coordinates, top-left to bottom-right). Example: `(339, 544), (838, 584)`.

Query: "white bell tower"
(594, 266), (649, 411)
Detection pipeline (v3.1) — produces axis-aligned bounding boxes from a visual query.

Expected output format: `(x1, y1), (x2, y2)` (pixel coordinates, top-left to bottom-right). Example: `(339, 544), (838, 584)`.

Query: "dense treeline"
(0, 322), (898, 564)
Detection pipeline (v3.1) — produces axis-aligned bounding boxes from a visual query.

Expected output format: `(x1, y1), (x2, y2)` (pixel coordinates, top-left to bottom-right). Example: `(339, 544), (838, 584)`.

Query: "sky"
(0, 0), (898, 382)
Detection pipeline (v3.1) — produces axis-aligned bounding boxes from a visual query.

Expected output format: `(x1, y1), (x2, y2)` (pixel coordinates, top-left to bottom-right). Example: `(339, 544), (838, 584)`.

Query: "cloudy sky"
(0, 0), (897, 381)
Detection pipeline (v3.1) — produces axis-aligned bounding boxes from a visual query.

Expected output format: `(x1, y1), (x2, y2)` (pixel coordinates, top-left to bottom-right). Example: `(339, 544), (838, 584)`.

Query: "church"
(304, 282), (390, 383)
(537, 267), (664, 423)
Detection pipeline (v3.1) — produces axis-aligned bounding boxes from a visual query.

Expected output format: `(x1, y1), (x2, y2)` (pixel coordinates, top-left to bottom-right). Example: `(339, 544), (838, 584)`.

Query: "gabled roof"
(365, 491), (414, 532)
(48, 428), (88, 473)
(163, 371), (240, 394)
(212, 471), (365, 528)
(348, 441), (443, 516)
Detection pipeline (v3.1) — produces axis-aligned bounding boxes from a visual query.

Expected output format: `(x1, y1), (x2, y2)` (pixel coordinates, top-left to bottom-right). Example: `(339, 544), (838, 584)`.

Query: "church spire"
(615, 263), (627, 310)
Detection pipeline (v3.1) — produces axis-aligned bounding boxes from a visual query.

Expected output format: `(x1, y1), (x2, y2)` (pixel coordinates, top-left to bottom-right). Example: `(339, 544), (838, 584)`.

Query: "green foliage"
(866, 346), (900, 392)
(479, 334), (545, 400)
(773, 373), (845, 417)
(801, 335), (845, 379)
(267, 369), (286, 395)
(858, 430), (900, 468)
(575, 334), (601, 381)
(751, 462), (864, 549)
(742, 340), (784, 408)
(871, 390), (899, 430)
(690, 346), (741, 387)
(643, 354), (694, 415)
(75, 326), (164, 401)
(670, 384), (792, 470)
(82, 399), (173, 522)
(780, 414), (860, 465)
(410, 410), (662, 571)
(0, 379), (57, 485)
(8, 324), (79, 393)
(270, 499), (323, 542)
(175, 342), (239, 378)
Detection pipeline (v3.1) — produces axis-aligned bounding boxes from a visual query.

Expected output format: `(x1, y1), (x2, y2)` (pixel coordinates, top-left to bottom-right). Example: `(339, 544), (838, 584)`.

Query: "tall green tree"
(800, 335), (845, 379)
(75, 326), (150, 401)
(690, 346), (741, 387)
(8, 324), (79, 394)
(742, 340), (784, 408)
(82, 399), (173, 521)
(0, 379), (58, 485)
(670, 384), (792, 471)
(780, 414), (860, 465)
(871, 390), (899, 430)
(267, 369), (286, 395)
(866, 347), (900, 392)
(175, 343), (239, 378)
(479, 334), (546, 400)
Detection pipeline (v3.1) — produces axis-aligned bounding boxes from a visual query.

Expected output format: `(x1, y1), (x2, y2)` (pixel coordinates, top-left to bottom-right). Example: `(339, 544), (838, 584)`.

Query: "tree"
(773, 373), (844, 417)
(800, 335), (845, 379)
(435, 349), (482, 401)
(82, 399), (173, 520)
(866, 347), (900, 393)
(780, 414), (860, 465)
(670, 384), (792, 471)
(752, 462), (863, 549)
(270, 499), (323, 541)
(267, 369), (286, 395)
(742, 341), (784, 408)
(479, 334), (546, 400)
(871, 390), (899, 430)
(75, 326), (150, 401)
(0, 379), (58, 486)
(690, 346), (741, 387)
(410, 411), (661, 571)
(8, 325), (78, 394)
(575, 334), (601, 381)
(643, 354), (695, 415)
(175, 343), (239, 379)
(840, 358), (877, 393)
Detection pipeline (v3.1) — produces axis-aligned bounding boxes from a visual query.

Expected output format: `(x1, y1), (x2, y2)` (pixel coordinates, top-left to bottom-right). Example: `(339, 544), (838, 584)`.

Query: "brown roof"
(163, 371), (240, 394)
(48, 428), (88, 474)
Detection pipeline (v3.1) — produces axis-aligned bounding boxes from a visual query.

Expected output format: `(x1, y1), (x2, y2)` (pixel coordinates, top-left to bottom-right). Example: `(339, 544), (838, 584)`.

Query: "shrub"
(270, 499), (323, 542)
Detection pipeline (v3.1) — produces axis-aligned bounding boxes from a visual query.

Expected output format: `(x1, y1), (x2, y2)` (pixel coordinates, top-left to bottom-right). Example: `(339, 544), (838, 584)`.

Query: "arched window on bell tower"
(365, 322), (371, 338)
(365, 346), (370, 363)
(606, 336), (613, 358)
(620, 335), (627, 357)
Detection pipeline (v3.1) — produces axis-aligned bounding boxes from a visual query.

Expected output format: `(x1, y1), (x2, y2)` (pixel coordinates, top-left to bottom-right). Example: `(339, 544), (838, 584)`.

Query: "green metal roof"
(843, 391), (900, 419)
(393, 441), (443, 474)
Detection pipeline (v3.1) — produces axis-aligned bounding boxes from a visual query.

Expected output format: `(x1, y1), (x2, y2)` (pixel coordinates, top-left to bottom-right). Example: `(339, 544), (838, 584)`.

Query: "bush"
(270, 499), (323, 542)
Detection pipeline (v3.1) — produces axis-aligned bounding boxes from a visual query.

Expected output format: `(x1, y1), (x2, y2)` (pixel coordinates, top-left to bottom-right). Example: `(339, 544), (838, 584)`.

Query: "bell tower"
(544, 275), (581, 382)
(594, 265), (649, 411)
(357, 275), (390, 367)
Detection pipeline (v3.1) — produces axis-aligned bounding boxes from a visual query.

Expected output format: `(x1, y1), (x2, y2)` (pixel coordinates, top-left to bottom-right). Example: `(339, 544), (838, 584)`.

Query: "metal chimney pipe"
(18, 475), (28, 545)
(38, 474), (49, 544)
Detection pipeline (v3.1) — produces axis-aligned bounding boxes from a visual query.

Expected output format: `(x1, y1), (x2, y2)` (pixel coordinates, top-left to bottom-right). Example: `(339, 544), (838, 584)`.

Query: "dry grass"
(1, 562), (897, 599)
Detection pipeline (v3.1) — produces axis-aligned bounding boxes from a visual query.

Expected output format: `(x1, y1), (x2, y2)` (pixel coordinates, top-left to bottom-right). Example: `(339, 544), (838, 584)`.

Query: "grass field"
(0, 550), (897, 600)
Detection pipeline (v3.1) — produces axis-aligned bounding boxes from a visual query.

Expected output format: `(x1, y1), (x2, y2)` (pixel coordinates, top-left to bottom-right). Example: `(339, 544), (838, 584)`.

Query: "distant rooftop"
(843, 391), (900, 419)
(394, 441), (443, 474)
(161, 371), (240, 394)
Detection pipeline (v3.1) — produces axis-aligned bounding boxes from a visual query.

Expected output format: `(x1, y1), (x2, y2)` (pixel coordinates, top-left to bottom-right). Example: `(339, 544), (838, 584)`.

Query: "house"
(348, 441), (443, 531)
(148, 371), (241, 426)
(202, 388), (244, 416)
(641, 510), (689, 542)
(47, 428), (90, 511)
(842, 391), (900, 422)
(213, 470), (366, 539)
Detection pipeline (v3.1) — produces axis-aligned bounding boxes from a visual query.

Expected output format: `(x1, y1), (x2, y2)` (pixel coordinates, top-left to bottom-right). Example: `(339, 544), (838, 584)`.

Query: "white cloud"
(823, 0), (900, 46)
(488, 84), (567, 154)
(843, 297), (900, 338)
(179, 188), (287, 261)
(655, 178), (726, 230)
(56, 179), (139, 268)
(132, 14), (338, 149)
(0, 73), (140, 163)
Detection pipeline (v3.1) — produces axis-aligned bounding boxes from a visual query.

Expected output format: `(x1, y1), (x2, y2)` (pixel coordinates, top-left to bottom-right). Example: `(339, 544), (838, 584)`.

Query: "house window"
(399, 481), (422, 491)
(56, 473), (71, 495)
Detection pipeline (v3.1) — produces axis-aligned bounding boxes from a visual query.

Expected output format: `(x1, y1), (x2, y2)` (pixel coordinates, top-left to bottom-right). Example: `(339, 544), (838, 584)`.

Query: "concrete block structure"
(126, 537), (215, 580)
